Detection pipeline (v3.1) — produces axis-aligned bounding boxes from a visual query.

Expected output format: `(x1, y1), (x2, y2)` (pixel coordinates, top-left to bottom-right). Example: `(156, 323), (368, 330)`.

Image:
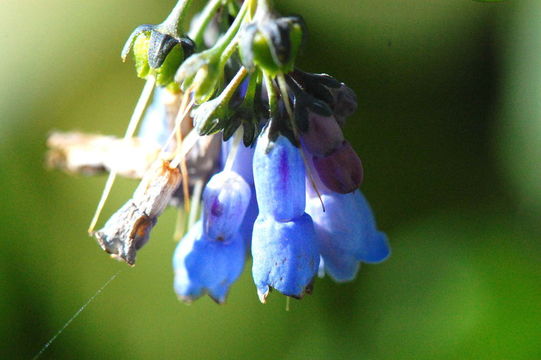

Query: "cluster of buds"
(47, 0), (390, 304)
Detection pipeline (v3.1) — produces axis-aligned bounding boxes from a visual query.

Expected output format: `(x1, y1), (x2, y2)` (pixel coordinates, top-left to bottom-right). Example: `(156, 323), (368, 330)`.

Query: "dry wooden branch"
(94, 160), (182, 265)
(46, 131), (162, 178)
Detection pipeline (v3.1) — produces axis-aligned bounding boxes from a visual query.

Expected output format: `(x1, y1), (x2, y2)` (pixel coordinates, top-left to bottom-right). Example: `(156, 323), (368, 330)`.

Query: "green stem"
(276, 73), (294, 124)
(220, 66), (249, 104)
(219, 39), (239, 66)
(263, 71), (278, 119)
(210, 0), (250, 56)
(243, 70), (259, 107)
(189, 0), (225, 49)
(160, 0), (195, 35)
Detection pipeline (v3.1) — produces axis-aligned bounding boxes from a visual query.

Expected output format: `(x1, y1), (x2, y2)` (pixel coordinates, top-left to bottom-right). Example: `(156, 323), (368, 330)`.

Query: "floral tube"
(173, 170), (251, 303)
(252, 131), (319, 302)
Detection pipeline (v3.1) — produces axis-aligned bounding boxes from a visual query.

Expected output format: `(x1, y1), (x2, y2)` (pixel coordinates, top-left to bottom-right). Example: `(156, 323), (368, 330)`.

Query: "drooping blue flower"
(252, 214), (319, 301)
(202, 171), (251, 240)
(173, 170), (251, 303)
(251, 131), (319, 302)
(173, 220), (245, 303)
(221, 138), (258, 247)
(252, 134), (306, 221)
(306, 169), (390, 282)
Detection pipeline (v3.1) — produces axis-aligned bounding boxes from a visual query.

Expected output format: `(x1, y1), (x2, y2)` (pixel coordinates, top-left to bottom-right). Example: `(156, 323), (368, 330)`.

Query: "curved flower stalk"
(46, 0), (390, 304)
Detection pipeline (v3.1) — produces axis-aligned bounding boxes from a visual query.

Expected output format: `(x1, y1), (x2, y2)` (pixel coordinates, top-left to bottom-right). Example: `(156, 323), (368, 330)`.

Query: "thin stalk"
(218, 66), (249, 104)
(160, 0), (195, 35)
(189, 0), (225, 48)
(187, 179), (204, 229)
(210, 0), (250, 56)
(224, 128), (243, 172)
(88, 76), (156, 233)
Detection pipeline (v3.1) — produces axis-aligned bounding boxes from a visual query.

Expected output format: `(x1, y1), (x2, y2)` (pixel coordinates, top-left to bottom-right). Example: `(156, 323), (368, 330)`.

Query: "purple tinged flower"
(253, 133), (306, 221)
(221, 139), (259, 247)
(173, 170), (251, 303)
(300, 112), (344, 157)
(173, 221), (245, 304)
(312, 140), (364, 194)
(252, 214), (319, 302)
(202, 171), (251, 240)
(251, 131), (319, 301)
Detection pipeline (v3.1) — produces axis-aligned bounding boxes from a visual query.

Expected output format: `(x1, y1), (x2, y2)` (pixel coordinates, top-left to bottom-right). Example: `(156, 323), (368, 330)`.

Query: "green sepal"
(132, 32), (186, 88)
(240, 17), (305, 76)
(155, 43), (183, 87)
(133, 33), (151, 79)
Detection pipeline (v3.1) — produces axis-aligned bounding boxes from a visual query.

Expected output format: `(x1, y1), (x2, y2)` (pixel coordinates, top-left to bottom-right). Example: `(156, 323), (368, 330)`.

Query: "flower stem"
(160, 0), (195, 36)
(224, 128), (243, 172)
(210, 0), (250, 56)
(218, 66), (249, 105)
(189, 0), (225, 49)
(88, 76), (156, 233)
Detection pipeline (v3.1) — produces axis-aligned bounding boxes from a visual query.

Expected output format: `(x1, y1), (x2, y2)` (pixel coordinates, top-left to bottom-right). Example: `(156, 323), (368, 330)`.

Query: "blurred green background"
(1, 0), (540, 359)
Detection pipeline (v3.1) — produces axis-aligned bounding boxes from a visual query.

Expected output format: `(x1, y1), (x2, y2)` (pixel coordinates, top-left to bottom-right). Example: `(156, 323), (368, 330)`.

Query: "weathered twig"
(46, 132), (162, 179)
(94, 160), (182, 265)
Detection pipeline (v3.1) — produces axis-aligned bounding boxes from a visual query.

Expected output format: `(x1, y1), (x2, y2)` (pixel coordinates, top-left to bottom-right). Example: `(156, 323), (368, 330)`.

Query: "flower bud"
(300, 112), (344, 156)
(221, 138), (256, 185)
(253, 134), (306, 221)
(251, 213), (319, 302)
(240, 17), (304, 76)
(312, 141), (363, 194)
(131, 30), (192, 89)
(202, 171), (251, 240)
(173, 221), (245, 303)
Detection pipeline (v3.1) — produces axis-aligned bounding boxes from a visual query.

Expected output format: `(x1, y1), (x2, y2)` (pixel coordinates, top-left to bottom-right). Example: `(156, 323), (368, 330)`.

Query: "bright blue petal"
(251, 213), (319, 301)
(239, 186), (258, 248)
(221, 139), (255, 185)
(202, 171), (251, 240)
(173, 221), (245, 303)
(352, 191), (391, 263)
(253, 134), (306, 221)
(306, 190), (390, 281)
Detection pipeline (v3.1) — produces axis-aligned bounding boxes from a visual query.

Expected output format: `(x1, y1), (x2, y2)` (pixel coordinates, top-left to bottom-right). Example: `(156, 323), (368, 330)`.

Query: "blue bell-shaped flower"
(173, 221), (245, 303)
(252, 213), (319, 302)
(202, 171), (251, 240)
(306, 188), (390, 282)
(221, 139), (259, 247)
(253, 134), (306, 221)
(251, 131), (319, 302)
(173, 170), (251, 303)
(138, 87), (176, 148)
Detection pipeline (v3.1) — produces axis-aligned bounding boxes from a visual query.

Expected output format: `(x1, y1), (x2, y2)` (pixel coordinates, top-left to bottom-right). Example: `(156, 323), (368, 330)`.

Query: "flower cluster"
(54, 0), (390, 304)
